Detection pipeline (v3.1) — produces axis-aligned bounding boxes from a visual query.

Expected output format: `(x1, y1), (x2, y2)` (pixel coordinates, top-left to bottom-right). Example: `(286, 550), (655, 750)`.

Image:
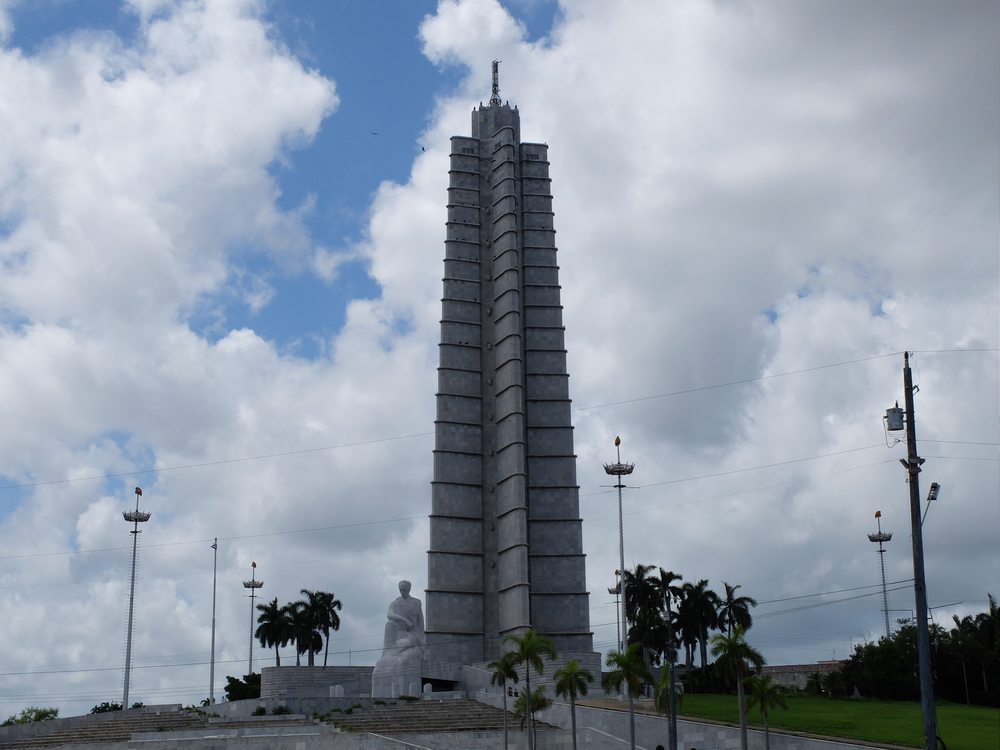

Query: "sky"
(0, 0), (996, 716)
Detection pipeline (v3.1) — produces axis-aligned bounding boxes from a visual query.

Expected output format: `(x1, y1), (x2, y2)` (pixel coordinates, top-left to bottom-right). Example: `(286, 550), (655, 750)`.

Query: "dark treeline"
(820, 594), (999, 707)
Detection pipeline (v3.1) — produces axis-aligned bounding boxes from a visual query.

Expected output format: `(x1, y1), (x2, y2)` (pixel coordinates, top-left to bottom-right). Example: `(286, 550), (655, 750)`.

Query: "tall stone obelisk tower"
(426, 65), (593, 664)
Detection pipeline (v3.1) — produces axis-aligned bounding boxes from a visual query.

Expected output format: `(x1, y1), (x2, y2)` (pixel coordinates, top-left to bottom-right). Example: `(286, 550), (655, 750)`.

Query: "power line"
(0, 432), (433, 492)
(3, 350), (993, 496)
(571, 352), (900, 412)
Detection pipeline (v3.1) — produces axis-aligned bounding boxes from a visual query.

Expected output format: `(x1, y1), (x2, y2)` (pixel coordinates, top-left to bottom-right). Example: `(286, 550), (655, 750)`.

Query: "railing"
(362, 732), (435, 750)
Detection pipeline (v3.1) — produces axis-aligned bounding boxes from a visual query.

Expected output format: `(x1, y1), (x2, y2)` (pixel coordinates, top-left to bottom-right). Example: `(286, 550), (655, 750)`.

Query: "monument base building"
(425, 77), (594, 665)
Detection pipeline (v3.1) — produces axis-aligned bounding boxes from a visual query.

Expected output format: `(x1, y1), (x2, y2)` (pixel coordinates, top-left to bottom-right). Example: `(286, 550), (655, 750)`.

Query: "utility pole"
(666, 591), (678, 750)
(897, 351), (937, 749)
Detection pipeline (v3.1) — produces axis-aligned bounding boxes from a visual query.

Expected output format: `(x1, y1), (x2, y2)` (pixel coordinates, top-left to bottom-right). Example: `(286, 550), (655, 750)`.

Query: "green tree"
(654, 568), (683, 750)
(89, 702), (122, 714)
(624, 564), (668, 666)
(2, 707), (59, 725)
(289, 596), (323, 666)
(255, 597), (294, 667)
(224, 673), (261, 701)
(554, 658), (593, 750)
(512, 685), (552, 747)
(679, 579), (721, 670)
(717, 582), (757, 636)
(653, 663), (684, 720)
(501, 628), (557, 750)
(654, 569), (683, 663)
(601, 643), (651, 750)
(710, 625), (765, 750)
(744, 674), (787, 750)
(308, 589), (342, 667)
(804, 671), (823, 696)
(487, 652), (519, 750)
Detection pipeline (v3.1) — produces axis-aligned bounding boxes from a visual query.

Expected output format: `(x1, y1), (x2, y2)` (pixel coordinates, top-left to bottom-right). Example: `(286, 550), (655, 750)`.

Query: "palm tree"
(653, 663), (684, 711)
(710, 625), (765, 750)
(601, 642), (651, 750)
(308, 590), (342, 667)
(655, 569), (683, 750)
(624, 564), (667, 665)
(717, 582), (758, 636)
(745, 674), (788, 750)
(805, 671), (823, 695)
(554, 658), (593, 750)
(513, 685), (552, 747)
(680, 579), (721, 669)
(501, 629), (557, 750)
(487, 652), (519, 750)
(255, 597), (293, 667)
(289, 598), (323, 666)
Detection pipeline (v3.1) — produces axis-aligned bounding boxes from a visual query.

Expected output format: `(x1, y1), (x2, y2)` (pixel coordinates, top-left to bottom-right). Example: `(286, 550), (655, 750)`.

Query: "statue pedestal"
(372, 655), (421, 698)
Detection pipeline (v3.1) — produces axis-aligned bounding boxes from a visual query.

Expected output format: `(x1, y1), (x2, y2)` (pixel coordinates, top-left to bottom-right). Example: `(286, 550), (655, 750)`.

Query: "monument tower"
(426, 64), (593, 663)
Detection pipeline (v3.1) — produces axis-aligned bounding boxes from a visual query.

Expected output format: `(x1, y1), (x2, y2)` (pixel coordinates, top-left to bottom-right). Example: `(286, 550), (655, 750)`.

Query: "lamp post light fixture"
(242, 562), (263, 675)
(603, 436), (634, 658)
(867, 511), (893, 638)
(608, 570), (622, 651)
(122, 486), (151, 710)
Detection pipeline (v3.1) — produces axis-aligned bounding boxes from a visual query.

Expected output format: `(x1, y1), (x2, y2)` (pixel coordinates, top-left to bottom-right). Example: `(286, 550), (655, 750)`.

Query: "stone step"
(329, 699), (556, 735)
(0, 709), (320, 749)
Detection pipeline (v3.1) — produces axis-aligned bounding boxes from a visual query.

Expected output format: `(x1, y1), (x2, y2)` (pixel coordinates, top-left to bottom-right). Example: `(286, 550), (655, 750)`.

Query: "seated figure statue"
(371, 580), (425, 697)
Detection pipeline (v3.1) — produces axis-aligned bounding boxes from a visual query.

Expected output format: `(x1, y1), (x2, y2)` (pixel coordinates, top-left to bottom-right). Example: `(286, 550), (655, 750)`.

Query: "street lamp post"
(242, 562), (263, 675)
(867, 512), (893, 638)
(603, 437), (634, 657)
(209, 539), (218, 704)
(122, 487), (151, 710)
(608, 570), (622, 651)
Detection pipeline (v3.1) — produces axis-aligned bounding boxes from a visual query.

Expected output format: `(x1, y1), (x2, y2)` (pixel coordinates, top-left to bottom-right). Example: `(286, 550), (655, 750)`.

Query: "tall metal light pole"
(608, 570), (622, 651)
(209, 539), (218, 704)
(867, 511), (893, 638)
(603, 436), (634, 655)
(122, 487), (150, 710)
(886, 351), (937, 750)
(242, 562), (263, 675)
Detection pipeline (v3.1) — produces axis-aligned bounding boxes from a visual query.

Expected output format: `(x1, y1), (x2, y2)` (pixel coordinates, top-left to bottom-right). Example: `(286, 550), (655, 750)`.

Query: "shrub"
(273, 705), (291, 715)
(90, 702), (122, 715)
(251, 706), (266, 716)
(2, 707), (59, 725)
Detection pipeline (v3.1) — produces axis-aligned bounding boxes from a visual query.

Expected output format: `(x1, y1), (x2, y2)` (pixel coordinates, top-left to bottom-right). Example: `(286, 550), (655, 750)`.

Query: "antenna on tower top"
(490, 60), (502, 106)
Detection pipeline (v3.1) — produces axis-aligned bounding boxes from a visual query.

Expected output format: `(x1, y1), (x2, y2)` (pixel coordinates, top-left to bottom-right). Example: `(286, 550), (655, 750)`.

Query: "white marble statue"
(371, 580), (425, 697)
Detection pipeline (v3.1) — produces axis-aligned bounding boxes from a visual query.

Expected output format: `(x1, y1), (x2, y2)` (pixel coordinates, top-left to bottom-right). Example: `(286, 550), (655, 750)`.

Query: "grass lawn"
(677, 692), (999, 749)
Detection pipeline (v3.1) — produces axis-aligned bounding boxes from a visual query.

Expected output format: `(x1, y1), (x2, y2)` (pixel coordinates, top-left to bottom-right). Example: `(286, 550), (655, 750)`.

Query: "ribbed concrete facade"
(426, 100), (593, 664)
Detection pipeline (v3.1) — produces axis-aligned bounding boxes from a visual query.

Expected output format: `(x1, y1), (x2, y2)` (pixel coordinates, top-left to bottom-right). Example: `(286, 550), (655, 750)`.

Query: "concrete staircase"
(0, 708), (320, 749)
(0, 709), (208, 749)
(329, 699), (548, 735)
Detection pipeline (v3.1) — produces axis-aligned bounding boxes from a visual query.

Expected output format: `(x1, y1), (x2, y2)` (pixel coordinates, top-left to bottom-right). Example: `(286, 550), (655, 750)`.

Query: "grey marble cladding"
(436, 370), (480, 398)
(429, 516), (482, 553)
(428, 101), (592, 663)
(526, 399), (572, 426)
(528, 524), (584, 557)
